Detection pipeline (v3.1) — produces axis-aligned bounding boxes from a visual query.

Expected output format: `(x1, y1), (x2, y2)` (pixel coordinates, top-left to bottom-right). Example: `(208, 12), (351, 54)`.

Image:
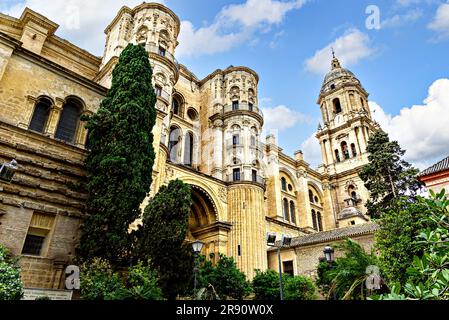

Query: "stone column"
(212, 120), (224, 179)
(44, 98), (64, 138)
(228, 184), (266, 280)
(322, 182), (337, 230)
(75, 110), (92, 148)
(18, 95), (37, 129)
(297, 170), (312, 229)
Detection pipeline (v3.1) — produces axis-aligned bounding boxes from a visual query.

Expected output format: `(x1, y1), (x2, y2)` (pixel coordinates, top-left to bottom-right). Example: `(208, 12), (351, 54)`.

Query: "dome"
(320, 57), (363, 94)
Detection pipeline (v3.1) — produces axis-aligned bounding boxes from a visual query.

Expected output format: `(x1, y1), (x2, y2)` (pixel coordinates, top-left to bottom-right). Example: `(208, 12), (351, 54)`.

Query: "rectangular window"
(251, 136), (256, 147)
(232, 101), (239, 111)
(233, 135), (239, 146)
(249, 103), (254, 112)
(22, 235), (45, 256)
(252, 170), (257, 183)
(238, 245), (241, 256)
(155, 85), (162, 97)
(283, 261), (294, 276)
(21, 213), (55, 257)
(233, 169), (241, 182)
(158, 46), (166, 56)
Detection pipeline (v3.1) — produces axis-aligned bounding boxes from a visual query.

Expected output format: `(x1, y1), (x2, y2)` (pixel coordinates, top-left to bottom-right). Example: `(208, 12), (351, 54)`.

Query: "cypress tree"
(77, 44), (157, 266)
(134, 179), (194, 300)
(359, 130), (422, 218)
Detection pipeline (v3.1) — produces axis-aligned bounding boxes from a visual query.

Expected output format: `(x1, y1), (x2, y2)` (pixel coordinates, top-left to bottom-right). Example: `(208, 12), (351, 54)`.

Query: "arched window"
(309, 190), (314, 203)
(341, 141), (350, 160)
(184, 132), (194, 166)
(348, 185), (357, 200)
(283, 198), (290, 221)
(29, 97), (52, 133)
(317, 212), (323, 231)
(290, 201), (296, 224)
(169, 127), (181, 162)
(281, 177), (287, 191)
(351, 143), (357, 157)
(312, 210), (318, 231)
(172, 98), (180, 116)
(333, 98), (342, 114)
(55, 98), (81, 143)
(335, 149), (341, 163)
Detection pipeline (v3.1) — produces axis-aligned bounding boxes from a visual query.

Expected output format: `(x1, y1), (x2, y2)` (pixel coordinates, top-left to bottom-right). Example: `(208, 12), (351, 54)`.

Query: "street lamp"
(323, 244), (335, 263)
(0, 159), (18, 182)
(267, 233), (293, 301)
(191, 240), (204, 296)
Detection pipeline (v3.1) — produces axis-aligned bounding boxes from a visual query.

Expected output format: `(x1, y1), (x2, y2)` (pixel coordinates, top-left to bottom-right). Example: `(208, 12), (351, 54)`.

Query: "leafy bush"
(107, 262), (162, 300)
(317, 239), (379, 300)
(252, 269), (283, 300)
(0, 245), (24, 300)
(373, 190), (449, 300)
(79, 258), (124, 300)
(283, 275), (317, 300)
(198, 254), (252, 300)
(375, 196), (437, 286)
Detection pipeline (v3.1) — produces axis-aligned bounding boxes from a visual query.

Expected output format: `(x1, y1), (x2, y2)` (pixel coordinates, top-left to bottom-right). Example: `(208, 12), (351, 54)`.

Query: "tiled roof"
(420, 156), (449, 177)
(268, 223), (379, 251)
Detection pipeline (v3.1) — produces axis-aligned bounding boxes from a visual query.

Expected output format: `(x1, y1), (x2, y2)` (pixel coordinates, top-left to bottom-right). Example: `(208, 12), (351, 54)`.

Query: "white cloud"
(301, 133), (322, 168)
(305, 29), (375, 75)
(381, 9), (423, 28)
(428, 3), (449, 40)
(3, 0), (164, 56)
(177, 0), (307, 58)
(370, 78), (449, 170)
(261, 105), (312, 133)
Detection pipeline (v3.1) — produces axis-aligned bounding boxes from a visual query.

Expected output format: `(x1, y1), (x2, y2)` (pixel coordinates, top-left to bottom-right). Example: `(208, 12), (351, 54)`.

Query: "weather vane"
(331, 47), (336, 58)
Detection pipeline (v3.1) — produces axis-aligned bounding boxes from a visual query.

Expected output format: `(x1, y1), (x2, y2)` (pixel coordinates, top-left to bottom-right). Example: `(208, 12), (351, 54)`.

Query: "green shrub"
(107, 262), (163, 300)
(79, 258), (124, 300)
(283, 275), (318, 300)
(252, 269), (284, 300)
(0, 245), (24, 300)
(198, 254), (252, 300)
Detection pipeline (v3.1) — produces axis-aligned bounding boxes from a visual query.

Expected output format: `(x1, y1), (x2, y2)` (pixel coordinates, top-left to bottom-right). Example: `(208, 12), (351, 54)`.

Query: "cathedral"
(0, 3), (379, 290)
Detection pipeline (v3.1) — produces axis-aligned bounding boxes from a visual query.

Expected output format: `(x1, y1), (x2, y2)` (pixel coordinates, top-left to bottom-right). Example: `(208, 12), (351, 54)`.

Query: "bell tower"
(316, 54), (379, 224)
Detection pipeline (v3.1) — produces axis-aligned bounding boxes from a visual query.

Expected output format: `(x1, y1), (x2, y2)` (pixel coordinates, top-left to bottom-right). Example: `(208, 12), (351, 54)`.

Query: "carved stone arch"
(229, 86), (240, 100)
(307, 181), (324, 204)
(64, 95), (86, 112)
(136, 25), (149, 43)
(154, 72), (168, 86)
(279, 167), (300, 191)
(345, 179), (359, 192)
(179, 178), (224, 222)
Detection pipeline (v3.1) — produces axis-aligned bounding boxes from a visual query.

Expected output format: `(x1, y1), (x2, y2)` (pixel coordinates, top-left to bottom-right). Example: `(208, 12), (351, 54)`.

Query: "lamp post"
(323, 244), (336, 300)
(323, 244), (335, 263)
(0, 159), (18, 182)
(191, 240), (204, 295)
(267, 233), (292, 301)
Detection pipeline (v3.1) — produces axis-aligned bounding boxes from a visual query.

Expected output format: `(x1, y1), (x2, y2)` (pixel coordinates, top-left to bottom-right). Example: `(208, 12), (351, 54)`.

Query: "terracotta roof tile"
(420, 156), (449, 177)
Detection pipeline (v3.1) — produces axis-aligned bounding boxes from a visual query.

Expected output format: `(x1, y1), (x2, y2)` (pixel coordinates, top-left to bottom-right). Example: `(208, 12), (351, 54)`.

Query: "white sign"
(22, 288), (73, 301)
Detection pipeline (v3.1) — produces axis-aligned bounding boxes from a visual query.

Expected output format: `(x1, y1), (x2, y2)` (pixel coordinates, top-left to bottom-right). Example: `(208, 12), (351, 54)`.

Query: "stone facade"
(0, 3), (381, 289)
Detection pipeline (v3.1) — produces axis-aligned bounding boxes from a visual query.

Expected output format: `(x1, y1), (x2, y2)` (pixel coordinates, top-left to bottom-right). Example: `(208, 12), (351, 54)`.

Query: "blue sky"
(2, 0), (449, 169)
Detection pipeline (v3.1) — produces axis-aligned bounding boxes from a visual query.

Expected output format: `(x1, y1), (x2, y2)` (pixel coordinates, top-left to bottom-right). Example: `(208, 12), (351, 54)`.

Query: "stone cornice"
(265, 217), (309, 234)
(200, 66), (260, 86)
(104, 3), (181, 37)
(19, 7), (59, 35)
(12, 42), (107, 96)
